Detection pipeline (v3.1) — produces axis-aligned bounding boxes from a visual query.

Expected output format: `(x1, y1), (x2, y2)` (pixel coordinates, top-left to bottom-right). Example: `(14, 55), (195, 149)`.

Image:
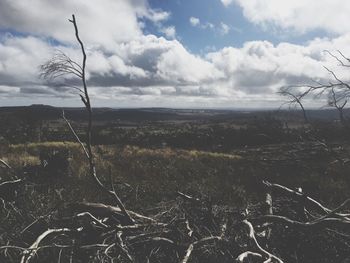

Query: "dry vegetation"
(1, 15), (350, 263)
(1, 141), (350, 262)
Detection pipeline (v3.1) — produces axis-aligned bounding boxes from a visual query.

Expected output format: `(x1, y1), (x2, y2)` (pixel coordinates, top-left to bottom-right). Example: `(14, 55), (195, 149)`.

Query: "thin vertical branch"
(67, 14), (134, 224)
(40, 14), (134, 224)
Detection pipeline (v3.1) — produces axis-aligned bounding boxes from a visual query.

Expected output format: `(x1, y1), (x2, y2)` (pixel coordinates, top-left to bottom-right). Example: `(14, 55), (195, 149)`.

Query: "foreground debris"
(0, 179), (349, 262)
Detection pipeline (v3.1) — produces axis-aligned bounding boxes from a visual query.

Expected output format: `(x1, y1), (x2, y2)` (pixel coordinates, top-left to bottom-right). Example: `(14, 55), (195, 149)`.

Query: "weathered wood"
(240, 220), (284, 263)
(67, 202), (155, 223)
(0, 159), (11, 169)
(20, 228), (78, 263)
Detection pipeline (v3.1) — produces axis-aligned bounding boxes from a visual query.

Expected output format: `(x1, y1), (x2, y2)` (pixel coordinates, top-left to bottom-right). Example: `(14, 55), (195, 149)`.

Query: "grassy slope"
(2, 141), (349, 209)
(1, 141), (350, 262)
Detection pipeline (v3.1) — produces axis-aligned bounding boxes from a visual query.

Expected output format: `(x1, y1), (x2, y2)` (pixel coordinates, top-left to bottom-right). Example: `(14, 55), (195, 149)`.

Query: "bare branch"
(180, 236), (223, 263)
(240, 220), (284, 263)
(0, 159), (12, 169)
(40, 14), (135, 224)
(236, 251), (263, 262)
(180, 221), (227, 263)
(39, 51), (83, 80)
(254, 214), (350, 231)
(68, 14), (135, 224)
(20, 228), (79, 263)
(278, 87), (308, 122)
(279, 50), (350, 121)
(62, 111), (89, 159)
(324, 50), (350, 68)
(263, 181), (350, 218)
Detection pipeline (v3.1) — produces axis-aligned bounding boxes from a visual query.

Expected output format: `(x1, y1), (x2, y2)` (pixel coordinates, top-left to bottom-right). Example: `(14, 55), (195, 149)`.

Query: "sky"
(1, 0), (350, 108)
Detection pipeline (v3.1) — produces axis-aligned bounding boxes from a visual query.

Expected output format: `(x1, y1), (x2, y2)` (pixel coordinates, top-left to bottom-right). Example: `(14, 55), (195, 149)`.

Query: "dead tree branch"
(236, 251), (263, 262)
(0, 159), (12, 169)
(40, 14), (134, 224)
(278, 87), (309, 123)
(278, 50), (350, 121)
(237, 220), (284, 263)
(180, 221), (227, 263)
(263, 181), (350, 218)
(20, 228), (79, 263)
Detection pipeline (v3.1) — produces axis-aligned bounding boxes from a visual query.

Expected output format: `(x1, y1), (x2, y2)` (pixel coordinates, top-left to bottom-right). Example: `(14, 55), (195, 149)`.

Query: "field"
(1, 106), (350, 262)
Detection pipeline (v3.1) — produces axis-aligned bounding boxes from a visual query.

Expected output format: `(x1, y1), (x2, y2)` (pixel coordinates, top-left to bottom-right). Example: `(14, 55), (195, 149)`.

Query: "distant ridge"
(0, 104), (347, 122)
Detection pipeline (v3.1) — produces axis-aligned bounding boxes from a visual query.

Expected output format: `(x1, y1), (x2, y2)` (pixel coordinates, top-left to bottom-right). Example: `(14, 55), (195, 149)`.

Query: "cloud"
(188, 17), (230, 36)
(156, 40), (224, 84)
(160, 26), (176, 39)
(189, 17), (200, 27)
(2, 29), (350, 107)
(0, 0), (167, 51)
(0, 85), (20, 95)
(145, 9), (170, 23)
(233, 0), (350, 35)
(1, 0), (350, 107)
(203, 23), (215, 30)
(221, 0), (234, 7)
(206, 36), (350, 99)
(189, 17), (215, 30)
(219, 22), (230, 35)
(0, 35), (52, 85)
(86, 34), (350, 105)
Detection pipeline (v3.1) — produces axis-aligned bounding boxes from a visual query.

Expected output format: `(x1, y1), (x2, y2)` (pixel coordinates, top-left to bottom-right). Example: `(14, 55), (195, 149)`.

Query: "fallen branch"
(116, 231), (134, 262)
(254, 214), (350, 231)
(180, 220), (227, 263)
(177, 191), (201, 203)
(20, 228), (79, 263)
(0, 159), (11, 169)
(75, 212), (109, 228)
(180, 236), (222, 263)
(68, 202), (155, 223)
(239, 220), (284, 263)
(263, 181), (350, 218)
(236, 251), (263, 262)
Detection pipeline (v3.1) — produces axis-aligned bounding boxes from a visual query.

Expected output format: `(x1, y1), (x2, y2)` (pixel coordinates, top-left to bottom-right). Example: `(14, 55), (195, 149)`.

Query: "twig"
(177, 191), (201, 203)
(62, 111), (89, 159)
(0, 159), (12, 169)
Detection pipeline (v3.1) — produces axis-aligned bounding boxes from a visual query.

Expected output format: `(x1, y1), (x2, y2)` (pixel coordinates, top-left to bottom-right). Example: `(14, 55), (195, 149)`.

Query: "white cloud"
(145, 9), (170, 23)
(0, 0), (168, 51)
(108, 55), (148, 78)
(204, 22), (215, 30)
(2, 29), (350, 107)
(219, 22), (230, 35)
(233, 0), (350, 35)
(0, 35), (52, 84)
(1, 0), (350, 107)
(160, 26), (176, 39)
(156, 40), (224, 84)
(221, 0), (234, 7)
(189, 17), (215, 30)
(189, 18), (231, 36)
(189, 17), (200, 27)
(207, 36), (350, 98)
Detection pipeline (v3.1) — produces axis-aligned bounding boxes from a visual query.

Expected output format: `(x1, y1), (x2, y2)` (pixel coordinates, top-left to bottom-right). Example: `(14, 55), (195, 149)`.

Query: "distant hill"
(0, 104), (348, 123)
